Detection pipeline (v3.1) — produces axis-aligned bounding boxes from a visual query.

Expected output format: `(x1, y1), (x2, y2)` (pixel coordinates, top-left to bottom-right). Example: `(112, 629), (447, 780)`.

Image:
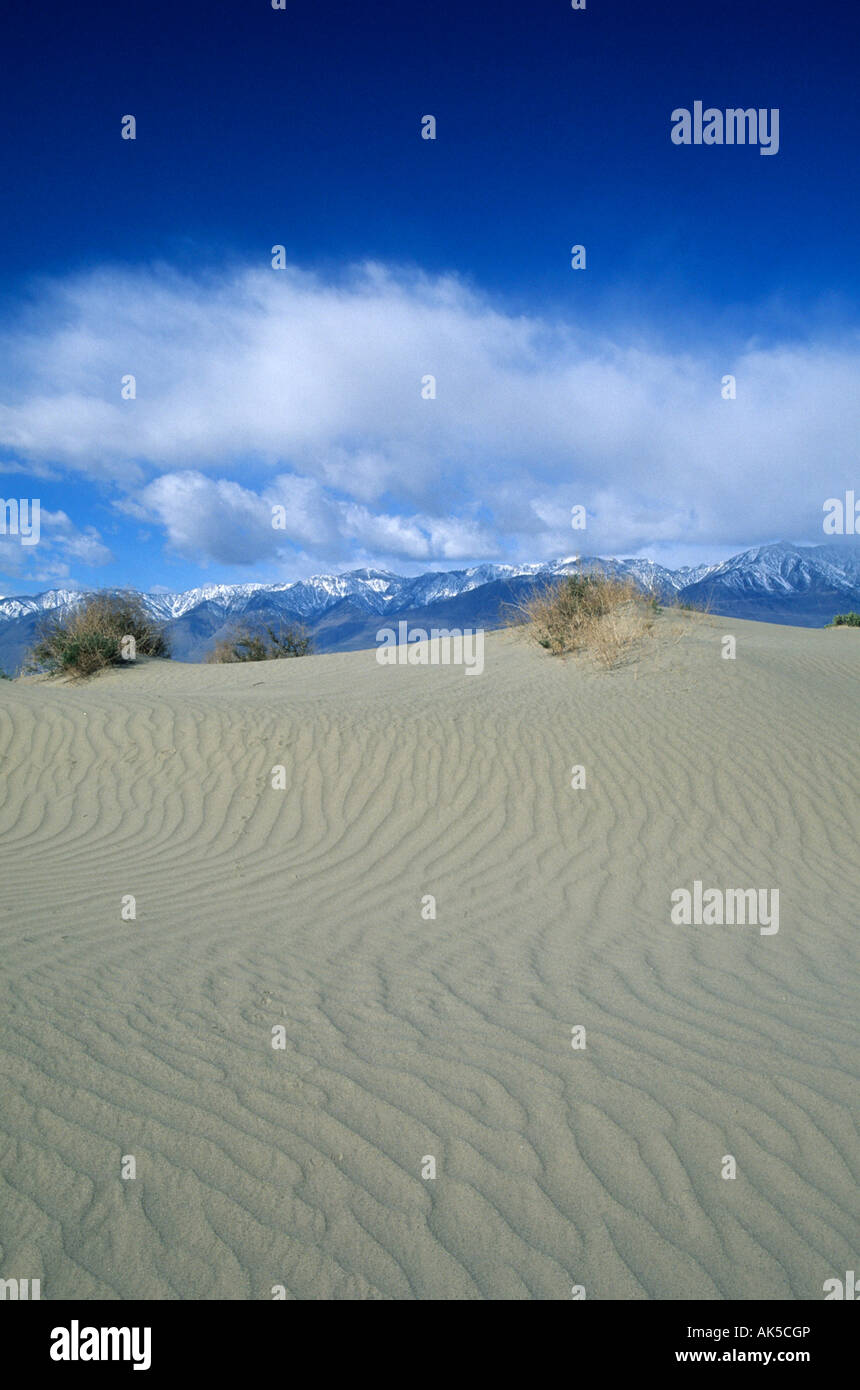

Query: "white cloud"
(0, 504), (113, 581)
(120, 470), (498, 569)
(0, 261), (857, 568)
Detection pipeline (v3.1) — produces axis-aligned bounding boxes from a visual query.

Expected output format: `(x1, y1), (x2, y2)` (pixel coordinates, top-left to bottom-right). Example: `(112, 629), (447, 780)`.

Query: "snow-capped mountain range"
(0, 555), (721, 624)
(1, 541), (858, 670)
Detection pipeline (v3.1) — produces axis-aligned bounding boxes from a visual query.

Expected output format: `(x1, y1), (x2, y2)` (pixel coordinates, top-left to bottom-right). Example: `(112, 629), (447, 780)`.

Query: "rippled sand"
(0, 617), (857, 1299)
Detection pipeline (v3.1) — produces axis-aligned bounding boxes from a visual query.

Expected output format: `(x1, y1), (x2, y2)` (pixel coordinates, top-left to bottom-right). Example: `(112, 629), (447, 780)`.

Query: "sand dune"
(0, 615), (857, 1299)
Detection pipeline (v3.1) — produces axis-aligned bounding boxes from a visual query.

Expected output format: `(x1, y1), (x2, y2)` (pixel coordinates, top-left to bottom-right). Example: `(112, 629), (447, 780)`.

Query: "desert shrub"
(827, 611), (860, 627)
(207, 630), (268, 664)
(509, 570), (653, 668)
(206, 622), (314, 663)
(26, 591), (169, 677)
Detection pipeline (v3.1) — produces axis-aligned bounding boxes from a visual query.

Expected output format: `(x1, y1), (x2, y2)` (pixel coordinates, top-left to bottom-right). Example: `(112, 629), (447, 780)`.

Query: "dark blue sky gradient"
(1, 1), (858, 594)
(1, 0), (857, 318)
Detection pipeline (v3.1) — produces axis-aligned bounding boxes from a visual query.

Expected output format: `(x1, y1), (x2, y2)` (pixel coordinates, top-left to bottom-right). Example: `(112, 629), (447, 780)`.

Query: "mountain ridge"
(1, 541), (858, 670)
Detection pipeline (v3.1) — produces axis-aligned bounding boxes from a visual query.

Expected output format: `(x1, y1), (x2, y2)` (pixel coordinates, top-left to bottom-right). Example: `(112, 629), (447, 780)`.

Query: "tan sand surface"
(0, 615), (857, 1298)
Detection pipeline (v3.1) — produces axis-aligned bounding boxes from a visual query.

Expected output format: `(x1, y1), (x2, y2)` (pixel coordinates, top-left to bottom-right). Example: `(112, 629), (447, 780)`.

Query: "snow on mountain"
(1, 544), (857, 659)
(0, 588), (90, 621)
(698, 542), (860, 596)
(617, 557), (720, 591)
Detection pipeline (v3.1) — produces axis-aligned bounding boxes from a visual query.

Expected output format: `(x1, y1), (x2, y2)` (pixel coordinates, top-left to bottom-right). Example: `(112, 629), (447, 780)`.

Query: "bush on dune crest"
(826, 611), (860, 627)
(205, 623), (314, 663)
(26, 592), (170, 678)
(509, 571), (657, 668)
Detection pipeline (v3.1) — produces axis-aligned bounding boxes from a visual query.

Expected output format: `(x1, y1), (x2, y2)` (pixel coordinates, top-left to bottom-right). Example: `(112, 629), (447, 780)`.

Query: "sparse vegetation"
(826, 611), (860, 627)
(509, 570), (655, 668)
(206, 622), (314, 664)
(25, 592), (170, 678)
(669, 592), (712, 617)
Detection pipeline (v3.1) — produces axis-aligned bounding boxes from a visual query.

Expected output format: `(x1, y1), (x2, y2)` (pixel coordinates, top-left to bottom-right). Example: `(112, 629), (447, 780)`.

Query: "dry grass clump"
(205, 623), (314, 663)
(26, 592), (169, 678)
(511, 571), (657, 669)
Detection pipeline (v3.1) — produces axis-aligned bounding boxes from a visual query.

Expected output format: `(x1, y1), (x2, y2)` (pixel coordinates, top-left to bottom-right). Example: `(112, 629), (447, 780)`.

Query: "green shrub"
(26, 591), (169, 677)
(59, 633), (119, 676)
(827, 612), (860, 627)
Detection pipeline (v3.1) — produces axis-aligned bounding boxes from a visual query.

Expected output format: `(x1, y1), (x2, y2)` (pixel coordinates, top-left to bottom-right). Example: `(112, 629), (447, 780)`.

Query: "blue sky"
(1, 0), (858, 594)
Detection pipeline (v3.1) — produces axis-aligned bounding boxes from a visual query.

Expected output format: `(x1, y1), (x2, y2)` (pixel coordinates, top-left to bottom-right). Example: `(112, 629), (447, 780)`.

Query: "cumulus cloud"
(120, 470), (498, 569)
(0, 260), (856, 569)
